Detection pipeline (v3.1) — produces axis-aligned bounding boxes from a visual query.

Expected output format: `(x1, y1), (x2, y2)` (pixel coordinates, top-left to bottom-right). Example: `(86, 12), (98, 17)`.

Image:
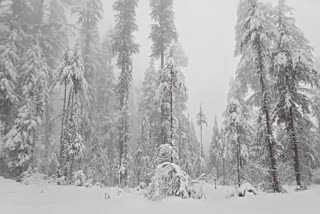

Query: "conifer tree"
(223, 98), (252, 187)
(235, 0), (281, 192)
(4, 33), (49, 176)
(272, 0), (318, 189)
(209, 116), (222, 178)
(196, 105), (207, 157)
(0, 0), (31, 133)
(158, 48), (178, 149)
(112, 0), (139, 187)
(149, 0), (178, 69)
(55, 49), (87, 179)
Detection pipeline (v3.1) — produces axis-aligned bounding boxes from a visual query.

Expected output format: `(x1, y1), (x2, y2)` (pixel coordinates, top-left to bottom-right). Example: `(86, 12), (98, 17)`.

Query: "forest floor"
(0, 176), (319, 214)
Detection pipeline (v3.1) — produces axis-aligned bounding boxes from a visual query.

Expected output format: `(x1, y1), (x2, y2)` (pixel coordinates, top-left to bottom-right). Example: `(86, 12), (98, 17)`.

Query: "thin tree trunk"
(257, 44), (281, 193)
(289, 107), (302, 188)
(161, 50), (164, 70)
(58, 81), (67, 177)
(222, 157), (226, 185)
(170, 63), (174, 147)
(236, 137), (241, 187)
(200, 124), (202, 157)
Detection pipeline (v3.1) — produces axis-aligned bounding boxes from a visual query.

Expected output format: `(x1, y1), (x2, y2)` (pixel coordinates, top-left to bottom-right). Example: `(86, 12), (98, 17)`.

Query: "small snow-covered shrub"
(147, 162), (204, 201)
(312, 169), (320, 184)
(72, 170), (86, 186)
(228, 183), (257, 198)
(18, 168), (48, 185)
(237, 183), (257, 197)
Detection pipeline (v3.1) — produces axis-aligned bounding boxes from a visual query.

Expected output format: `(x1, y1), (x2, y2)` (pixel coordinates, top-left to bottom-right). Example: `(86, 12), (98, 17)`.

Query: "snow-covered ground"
(0, 177), (319, 214)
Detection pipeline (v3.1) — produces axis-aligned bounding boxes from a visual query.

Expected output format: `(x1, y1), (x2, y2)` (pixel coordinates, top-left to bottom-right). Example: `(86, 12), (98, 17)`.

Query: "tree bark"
(58, 81), (67, 177)
(236, 137), (241, 187)
(257, 43), (281, 193)
(289, 107), (302, 188)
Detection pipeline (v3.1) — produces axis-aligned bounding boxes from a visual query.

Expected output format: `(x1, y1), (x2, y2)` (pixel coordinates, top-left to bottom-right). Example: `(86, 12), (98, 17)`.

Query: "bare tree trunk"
(222, 157), (226, 185)
(289, 107), (302, 188)
(170, 64), (174, 147)
(236, 137), (241, 187)
(257, 44), (281, 193)
(58, 81), (67, 177)
(161, 50), (164, 70)
(200, 123), (202, 157)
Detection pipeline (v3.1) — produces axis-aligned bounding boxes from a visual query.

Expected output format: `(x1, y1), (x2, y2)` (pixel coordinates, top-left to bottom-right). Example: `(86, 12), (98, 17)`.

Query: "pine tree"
(4, 33), (49, 176)
(55, 49), (87, 179)
(149, 0), (178, 69)
(235, 0), (281, 192)
(209, 116), (222, 179)
(271, 0), (317, 189)
(134, 59), (160, 184)
(223, 98), (252, 187)
(158, 48), (178, 149)
(0, 0), (30, 133)
(140, 59), (160, 149)
(196, 105), (207, 157)
(112, 0), (139, 187)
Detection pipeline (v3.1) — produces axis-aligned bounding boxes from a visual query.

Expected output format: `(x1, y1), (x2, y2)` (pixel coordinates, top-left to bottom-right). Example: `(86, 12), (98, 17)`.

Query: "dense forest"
(0, 0), (320, 201)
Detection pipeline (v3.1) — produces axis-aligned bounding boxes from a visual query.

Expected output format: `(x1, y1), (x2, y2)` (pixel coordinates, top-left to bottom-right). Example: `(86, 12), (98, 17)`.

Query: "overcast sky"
(100, 0), (320, 152)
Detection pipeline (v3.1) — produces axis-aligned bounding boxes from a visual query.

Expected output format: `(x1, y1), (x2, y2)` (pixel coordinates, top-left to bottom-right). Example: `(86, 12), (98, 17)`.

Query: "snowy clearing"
(1, 177), (319, 214)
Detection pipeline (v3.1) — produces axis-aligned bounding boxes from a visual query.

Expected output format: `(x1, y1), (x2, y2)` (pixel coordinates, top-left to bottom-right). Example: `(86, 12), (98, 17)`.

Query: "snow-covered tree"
(223, 98), (252, 187)
(134, 59), (160, 185)
(196, 105), (207, 157)
(271, 0), (318, 189)
(158, 47), (182, 151)
(209, 116), (222, 178)
(149, 0), (178, 69)
(112, 0), (139, 187)
(55, 49), (87, 179)
(0, 0), (30, 133)
(235, 0), (281, 192)
(147, 162), (192, 201)
(4, 33), (49, 176)
(83, 31), (117, 186)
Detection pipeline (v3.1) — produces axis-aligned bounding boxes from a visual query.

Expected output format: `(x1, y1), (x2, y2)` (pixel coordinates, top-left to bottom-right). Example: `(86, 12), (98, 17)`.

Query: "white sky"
(100, 0), (320, 153)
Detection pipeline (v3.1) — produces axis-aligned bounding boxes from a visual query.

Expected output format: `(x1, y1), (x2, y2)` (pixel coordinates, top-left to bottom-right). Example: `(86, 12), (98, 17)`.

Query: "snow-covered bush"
(147, 162), (205, 201)
(147, 162), (191, 200)
(237, 183), (257, 197)
(18, 168), (48, 185)
(312, 169), (320, 184)
(72, 170), (86, 186)
(228, 183), (258, 198)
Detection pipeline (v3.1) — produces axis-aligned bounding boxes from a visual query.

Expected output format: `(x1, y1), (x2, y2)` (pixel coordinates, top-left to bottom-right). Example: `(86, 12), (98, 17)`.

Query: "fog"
(100, 0), (320, 151)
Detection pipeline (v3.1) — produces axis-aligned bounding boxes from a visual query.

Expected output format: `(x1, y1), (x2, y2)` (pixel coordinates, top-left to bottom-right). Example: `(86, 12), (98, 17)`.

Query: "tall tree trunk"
(257, 44), (281, 193)
(170, 63), (174, 147)
(236, 137), (241, 187)
(161, 50), (164, 70)
(289, 107), (302, 188)
(58, 81), (67, 177)
(222, 156), (226, 185)
(200, 124), (202, 157)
